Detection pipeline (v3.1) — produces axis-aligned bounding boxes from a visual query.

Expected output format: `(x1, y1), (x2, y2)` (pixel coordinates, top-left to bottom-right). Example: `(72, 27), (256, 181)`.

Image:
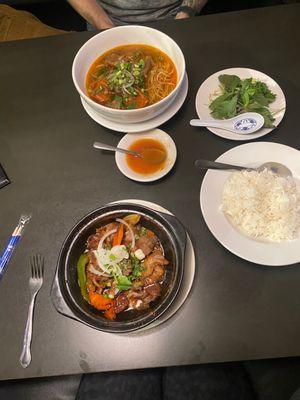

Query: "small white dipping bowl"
(72, 25), (185, 124)
(115, 129), (177, 182)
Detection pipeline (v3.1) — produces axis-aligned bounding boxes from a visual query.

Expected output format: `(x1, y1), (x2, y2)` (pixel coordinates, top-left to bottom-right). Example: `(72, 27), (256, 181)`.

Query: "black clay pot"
(51, 203), (186, 333)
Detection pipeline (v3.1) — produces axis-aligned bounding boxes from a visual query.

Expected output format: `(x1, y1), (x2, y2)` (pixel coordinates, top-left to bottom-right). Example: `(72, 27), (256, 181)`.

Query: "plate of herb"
(195, 68), (286, 141)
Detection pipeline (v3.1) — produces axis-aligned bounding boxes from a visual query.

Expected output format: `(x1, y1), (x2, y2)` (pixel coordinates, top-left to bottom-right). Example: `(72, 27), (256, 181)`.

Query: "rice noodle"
(146, 59), (176, 104)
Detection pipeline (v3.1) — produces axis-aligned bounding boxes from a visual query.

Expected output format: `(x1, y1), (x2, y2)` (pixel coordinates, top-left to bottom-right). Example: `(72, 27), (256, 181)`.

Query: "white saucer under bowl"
(115, 129), (177, 182)
(81, 72), (188, 133)
(110, 199), (195, 332)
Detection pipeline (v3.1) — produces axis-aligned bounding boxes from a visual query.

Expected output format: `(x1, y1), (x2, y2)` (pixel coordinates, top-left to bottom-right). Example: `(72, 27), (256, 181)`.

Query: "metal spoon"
(93, 142), (166, 164)
(190, 112), (265, 134)
(195, 159), (292, 177)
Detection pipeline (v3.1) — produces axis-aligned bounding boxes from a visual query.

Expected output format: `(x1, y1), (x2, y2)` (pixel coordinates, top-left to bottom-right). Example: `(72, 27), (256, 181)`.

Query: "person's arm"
(175, 0), (207, 19)
(67, 0), (114, 29)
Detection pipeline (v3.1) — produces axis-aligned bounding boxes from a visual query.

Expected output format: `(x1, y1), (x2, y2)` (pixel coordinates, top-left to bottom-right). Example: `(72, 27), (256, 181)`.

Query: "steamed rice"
(220, 169), (300, 242)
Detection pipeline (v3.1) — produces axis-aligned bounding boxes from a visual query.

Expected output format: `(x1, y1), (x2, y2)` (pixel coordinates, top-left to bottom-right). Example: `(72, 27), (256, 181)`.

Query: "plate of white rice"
(200, 142), (300, 266)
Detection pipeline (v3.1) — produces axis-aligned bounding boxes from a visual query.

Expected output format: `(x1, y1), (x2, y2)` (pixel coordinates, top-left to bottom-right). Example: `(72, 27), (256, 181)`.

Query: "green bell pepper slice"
(77, 253), (89, 301)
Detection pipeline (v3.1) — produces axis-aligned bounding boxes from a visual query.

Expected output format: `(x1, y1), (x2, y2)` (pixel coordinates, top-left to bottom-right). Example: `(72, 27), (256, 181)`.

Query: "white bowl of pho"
(72, 25), (186, 123)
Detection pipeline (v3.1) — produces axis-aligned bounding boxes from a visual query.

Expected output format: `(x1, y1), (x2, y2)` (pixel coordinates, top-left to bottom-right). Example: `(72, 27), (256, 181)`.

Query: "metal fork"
(19, 254), (44, 368)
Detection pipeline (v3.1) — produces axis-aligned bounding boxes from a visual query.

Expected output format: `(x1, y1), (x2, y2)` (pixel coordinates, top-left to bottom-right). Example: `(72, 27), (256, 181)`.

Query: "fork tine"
(34, 254), (38, 278)
(34, 255), (37, 278)
(34, 255), (38, 278)
(41, 256), (44, 277)
(30, 254), (45, 279)
(30, 257), (34, 278)
(36, 254), (40, 278)
(38, 254), (43, 279)
(32, 255), (36, 278)
(37, 254), (42, 278)
(32, 255), (37, 279)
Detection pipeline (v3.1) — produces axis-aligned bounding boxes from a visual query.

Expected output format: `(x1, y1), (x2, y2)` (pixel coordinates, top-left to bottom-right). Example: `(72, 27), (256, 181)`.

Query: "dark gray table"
(0, 4), (300, 381)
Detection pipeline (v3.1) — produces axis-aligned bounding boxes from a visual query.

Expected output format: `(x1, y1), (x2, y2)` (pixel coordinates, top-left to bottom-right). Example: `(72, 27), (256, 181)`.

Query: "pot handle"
(50, 272), (76, 319)
(158, 211), (187, 250)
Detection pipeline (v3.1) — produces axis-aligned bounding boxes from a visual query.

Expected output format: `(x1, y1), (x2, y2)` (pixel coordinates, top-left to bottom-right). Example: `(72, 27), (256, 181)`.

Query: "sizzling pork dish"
(77, 214), (169, 320)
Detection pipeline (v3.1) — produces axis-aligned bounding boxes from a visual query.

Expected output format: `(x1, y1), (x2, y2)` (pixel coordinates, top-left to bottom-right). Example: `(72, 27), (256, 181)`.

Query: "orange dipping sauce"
(126, 138), (167, 175)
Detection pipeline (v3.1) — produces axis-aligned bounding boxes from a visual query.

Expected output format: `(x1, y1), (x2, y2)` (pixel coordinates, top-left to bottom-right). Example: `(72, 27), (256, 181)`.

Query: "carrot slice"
(89, 79), (110, 103)
(104, 306), (116, 320)
(146, 229), (155, 237)
(89, 292), (112, 311)
(134, 90), (149, 108)
(125, 90), (149, 109)
(113, 223), (124, 246)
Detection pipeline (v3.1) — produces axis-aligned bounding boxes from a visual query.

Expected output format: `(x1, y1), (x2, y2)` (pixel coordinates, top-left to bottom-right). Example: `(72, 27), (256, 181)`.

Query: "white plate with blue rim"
(195, 67), (286, 141)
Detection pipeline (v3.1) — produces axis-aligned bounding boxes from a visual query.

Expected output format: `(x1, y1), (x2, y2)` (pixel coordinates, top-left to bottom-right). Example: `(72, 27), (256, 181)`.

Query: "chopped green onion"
(127, 102), (137, 110)
(140, 227), (147, 236)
